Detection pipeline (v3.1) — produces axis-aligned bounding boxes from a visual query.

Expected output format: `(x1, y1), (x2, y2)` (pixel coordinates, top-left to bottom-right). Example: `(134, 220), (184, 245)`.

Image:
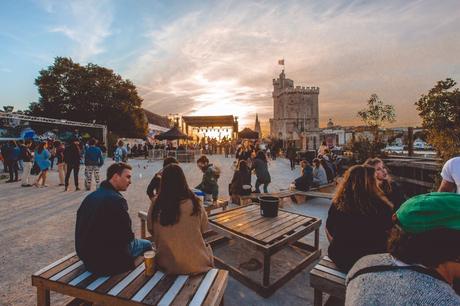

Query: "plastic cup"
(144, 250), (156, 276)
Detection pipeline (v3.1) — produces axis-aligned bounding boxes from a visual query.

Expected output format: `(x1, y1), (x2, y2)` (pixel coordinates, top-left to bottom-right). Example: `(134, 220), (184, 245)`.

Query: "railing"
(147, 149), (201, 162)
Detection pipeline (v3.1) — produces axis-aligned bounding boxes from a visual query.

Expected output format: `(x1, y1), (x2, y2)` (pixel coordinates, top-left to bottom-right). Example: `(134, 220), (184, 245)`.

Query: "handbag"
(31, 162), (40, 175)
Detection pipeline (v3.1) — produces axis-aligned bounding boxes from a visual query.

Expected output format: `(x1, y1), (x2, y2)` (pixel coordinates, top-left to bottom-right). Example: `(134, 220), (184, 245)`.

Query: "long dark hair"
(238, 160), (250, 174)
(37, 142), (46, 154)
(332, 165), (393, 214)
(152, 164), (201, 226)
(255, 150), (267, 163)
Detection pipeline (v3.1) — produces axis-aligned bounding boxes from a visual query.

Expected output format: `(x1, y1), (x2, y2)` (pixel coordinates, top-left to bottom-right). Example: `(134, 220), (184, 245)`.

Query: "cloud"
(123, 1), (460, 129)
(46, 0), (113, 62)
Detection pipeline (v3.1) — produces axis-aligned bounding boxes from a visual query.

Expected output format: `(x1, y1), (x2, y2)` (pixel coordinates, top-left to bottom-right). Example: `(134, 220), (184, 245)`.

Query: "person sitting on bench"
(326, 165), (394, 271)
(147, 164), (214, 274)
(75, 162), (152, 275)
(312, 158), (328, 186)
(293, 160), (313, 191)
(346, 192), (460, 305)
(229, 160), (252, 204)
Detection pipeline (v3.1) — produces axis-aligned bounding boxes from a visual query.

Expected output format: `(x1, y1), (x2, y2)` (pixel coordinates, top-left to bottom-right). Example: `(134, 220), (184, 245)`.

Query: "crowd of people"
(0, 138), (107, 191)
(73, 151), (460, 304)
(3, 135), (460, 303)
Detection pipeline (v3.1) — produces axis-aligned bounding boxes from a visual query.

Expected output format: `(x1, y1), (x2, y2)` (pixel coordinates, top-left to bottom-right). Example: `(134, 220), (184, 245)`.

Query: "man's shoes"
(5, 180), (14, 183)
(58, 183), (65, 186)
(75, 187), (81, 191)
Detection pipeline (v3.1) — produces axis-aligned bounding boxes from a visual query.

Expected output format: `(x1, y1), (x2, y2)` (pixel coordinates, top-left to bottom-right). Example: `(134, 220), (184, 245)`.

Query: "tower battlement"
(275, 86), (320, 97)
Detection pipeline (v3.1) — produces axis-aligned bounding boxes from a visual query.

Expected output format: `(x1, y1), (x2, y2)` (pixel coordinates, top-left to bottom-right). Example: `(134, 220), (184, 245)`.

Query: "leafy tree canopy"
(358, 93), (396, 132)
(415, 78), (460, 161)
(28, 57), (147, 138)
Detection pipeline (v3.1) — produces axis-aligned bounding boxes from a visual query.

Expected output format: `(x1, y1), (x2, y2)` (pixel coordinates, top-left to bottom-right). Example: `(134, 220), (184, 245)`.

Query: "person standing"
(54, 140), (66, 186)
(76, 162), (152, 275)
(84, 138), (104, 191)
(33, 142), (51, 187)
(5, 140), (21, 183)
(20, 140), (33, 187)
(64, 140), (82, 191)
(252, 151), (271, 193)
(438, 156), (460, 194)
(286, 143), (297, 170)
(114, 140), (128, 163)
(1, 142), (9, 173)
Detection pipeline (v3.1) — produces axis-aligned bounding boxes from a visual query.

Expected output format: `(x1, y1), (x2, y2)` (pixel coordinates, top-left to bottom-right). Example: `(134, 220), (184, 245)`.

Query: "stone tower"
(269, 70), (320, 150)
(254, 113), (261, 136)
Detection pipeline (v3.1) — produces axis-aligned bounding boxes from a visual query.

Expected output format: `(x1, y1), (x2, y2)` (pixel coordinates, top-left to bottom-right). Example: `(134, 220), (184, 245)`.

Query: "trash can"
(258, 196), (279, 217)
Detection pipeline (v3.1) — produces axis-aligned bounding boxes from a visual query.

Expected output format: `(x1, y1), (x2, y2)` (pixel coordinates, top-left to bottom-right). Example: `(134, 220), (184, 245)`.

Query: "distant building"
(269, 70), (320, 150)
(254, 114), (261, 136)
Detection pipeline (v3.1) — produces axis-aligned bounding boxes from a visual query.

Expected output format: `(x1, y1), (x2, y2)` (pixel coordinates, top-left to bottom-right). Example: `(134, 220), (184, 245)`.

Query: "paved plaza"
(0, 155), (332, 305)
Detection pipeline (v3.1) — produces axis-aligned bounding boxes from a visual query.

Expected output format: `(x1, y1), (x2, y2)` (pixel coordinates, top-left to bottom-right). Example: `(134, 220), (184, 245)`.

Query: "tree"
(28, 57), (147, 138)
(357, 94), (396, 140)
(415, 78), (460, 161)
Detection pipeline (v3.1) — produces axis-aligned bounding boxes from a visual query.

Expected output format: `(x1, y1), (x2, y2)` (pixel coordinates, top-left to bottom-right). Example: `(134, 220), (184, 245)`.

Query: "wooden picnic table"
(208, 204), (322, 297)
(32, 253), (228, 306)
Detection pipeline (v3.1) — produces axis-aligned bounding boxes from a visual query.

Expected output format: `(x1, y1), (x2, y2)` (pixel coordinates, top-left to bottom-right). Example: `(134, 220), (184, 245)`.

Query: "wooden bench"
(32, 253), (228, 306)
(309, 256), (346, 306)
(239, 190), (297, 206)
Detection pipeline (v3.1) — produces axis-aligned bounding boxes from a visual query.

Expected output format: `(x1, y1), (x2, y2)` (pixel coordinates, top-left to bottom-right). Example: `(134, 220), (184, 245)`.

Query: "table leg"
(314, 289), (323, 306)
(314, 228), (319, 250)
(37, 287), (50, 306)
(263, 253), (271, 287)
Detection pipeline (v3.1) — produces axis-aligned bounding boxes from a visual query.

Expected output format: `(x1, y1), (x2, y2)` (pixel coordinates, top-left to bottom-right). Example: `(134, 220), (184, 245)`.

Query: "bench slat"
(50, 261), (84, 281)
(313, 264), (346, 279)
(94, 256), (145, 293)
(202, 271), (228, 306)
(87, 276), (110, 291)
(108, 263), (145, 296)
(34, 252), (77, 276)
(189, 269), (218, 306)
(170, 274), (206, 306)
(158, 275), (189, 305)
(142, 275), (177, 304)
(132, 271), (165, 302)
(40, 255), (80, 279)
(69, 271), (92, 286)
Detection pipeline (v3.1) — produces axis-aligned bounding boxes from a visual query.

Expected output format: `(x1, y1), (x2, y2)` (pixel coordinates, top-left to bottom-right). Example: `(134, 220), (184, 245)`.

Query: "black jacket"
(295, 166), (313, 191)
(64, 144), (81, 166)
(75, 181), (135, 275)
(146, 171), (161, 198)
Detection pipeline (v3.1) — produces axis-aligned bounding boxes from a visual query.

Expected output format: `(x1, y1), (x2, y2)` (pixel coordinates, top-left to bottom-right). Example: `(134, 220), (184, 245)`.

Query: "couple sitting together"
(75, 162), (213, 277)
(325, 159), (460, 304)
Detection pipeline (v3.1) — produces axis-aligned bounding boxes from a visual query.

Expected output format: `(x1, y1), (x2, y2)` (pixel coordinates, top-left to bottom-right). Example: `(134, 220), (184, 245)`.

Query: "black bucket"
(259, 196), (280, 217)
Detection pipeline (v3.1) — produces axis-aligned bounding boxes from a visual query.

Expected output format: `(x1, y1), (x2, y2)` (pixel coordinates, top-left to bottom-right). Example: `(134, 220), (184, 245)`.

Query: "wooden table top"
(208, 204), (320, 248)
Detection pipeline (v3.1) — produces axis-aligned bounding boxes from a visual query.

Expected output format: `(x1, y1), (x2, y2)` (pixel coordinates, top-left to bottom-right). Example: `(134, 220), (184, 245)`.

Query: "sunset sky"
(1, 0), (459, 131)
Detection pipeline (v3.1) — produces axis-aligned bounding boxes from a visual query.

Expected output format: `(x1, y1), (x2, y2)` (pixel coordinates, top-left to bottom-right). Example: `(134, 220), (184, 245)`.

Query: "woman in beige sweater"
(147, 164), (214, 275)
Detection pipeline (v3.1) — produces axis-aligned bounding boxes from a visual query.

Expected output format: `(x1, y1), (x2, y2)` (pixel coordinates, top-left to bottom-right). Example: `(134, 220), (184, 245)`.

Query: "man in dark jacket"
(75, 163), (151, 275)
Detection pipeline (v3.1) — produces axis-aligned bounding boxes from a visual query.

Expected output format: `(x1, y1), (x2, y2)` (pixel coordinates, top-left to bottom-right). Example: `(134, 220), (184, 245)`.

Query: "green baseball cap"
(395, 192), (460, 234)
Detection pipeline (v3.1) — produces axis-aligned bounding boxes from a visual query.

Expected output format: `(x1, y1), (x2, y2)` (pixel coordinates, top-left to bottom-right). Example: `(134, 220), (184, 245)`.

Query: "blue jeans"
(129, 239), (152, 257)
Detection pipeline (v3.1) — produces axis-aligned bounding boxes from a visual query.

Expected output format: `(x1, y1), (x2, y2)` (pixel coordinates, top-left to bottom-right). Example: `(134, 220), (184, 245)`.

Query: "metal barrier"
(147, 149), (201, 162)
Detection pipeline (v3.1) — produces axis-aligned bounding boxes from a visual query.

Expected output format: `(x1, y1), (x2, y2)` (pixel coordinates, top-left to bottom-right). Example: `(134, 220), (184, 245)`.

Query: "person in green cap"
(345, 192), (460, 305)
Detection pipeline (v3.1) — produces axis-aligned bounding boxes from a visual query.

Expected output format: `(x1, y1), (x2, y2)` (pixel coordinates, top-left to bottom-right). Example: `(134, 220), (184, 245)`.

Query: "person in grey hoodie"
(346, 193), (460, 305)
(312, 158), (328, 186)
(84, 138), (104, 191)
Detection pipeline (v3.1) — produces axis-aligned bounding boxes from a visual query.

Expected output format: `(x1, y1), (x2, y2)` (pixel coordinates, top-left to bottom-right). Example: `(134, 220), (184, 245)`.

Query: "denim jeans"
(129, 239), (152, 257)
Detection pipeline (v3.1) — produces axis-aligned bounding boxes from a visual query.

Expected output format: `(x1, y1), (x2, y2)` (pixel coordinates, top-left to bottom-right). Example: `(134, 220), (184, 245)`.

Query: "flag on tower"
(278, 59), (284, 65)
